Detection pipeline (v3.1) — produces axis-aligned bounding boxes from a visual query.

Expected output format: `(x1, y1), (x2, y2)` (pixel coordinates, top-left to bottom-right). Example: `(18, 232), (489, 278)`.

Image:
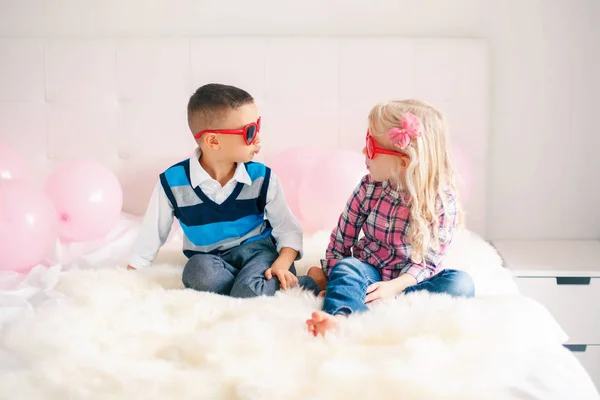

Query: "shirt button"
(385, 223), (389, 227)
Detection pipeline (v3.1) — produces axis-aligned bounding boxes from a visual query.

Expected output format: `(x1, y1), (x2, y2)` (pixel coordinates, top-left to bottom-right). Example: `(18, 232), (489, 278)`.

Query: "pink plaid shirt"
(323, 175), (459, 283)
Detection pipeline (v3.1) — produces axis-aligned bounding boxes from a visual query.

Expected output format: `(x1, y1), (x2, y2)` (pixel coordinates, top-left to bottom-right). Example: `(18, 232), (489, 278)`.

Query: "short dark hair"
(187, 83), (254, 131)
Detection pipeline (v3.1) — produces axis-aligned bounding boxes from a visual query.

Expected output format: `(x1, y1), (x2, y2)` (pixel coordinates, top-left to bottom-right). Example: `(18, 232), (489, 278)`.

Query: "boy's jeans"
(182, 236), (321, 298)
(323, 257), (475, 316)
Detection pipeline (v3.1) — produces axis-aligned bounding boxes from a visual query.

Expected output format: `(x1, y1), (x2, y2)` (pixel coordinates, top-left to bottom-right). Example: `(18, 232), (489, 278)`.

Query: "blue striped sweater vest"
(159, 159), (272, 258)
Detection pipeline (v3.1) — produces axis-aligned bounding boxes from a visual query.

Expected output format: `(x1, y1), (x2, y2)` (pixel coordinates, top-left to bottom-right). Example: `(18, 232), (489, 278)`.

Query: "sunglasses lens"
(245, 125), (257, 144)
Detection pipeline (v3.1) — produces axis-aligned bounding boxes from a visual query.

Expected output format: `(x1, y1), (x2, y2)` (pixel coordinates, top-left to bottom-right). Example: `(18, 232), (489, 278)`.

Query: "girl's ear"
(398, 154), (410, 171)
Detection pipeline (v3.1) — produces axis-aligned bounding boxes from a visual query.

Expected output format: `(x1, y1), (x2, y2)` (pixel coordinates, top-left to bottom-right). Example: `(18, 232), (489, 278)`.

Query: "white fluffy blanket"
(0, 231), (597, 399)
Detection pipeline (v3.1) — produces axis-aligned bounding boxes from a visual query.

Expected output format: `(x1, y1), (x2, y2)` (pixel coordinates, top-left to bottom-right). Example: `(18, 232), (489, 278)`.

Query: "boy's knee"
(182, 255), (219, 290)
(182, 269), (200, 290)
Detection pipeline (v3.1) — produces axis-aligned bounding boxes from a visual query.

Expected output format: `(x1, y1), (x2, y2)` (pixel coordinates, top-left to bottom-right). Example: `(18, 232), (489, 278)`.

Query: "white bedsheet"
(0, 215), (597, 399)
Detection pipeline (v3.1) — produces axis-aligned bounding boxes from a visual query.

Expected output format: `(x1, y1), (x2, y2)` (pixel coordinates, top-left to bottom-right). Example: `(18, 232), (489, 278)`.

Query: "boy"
(127, 84), (324, 298)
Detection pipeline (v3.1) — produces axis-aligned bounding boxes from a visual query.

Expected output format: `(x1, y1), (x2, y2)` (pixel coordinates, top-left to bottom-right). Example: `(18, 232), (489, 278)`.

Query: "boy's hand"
(265, 247), (299, 290)
(265, 262), (298, 290)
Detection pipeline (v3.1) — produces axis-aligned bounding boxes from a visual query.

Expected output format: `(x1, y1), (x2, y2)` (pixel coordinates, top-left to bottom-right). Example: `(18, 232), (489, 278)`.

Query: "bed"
(0, 217), (597, 399)
(0, 36), (598, 398)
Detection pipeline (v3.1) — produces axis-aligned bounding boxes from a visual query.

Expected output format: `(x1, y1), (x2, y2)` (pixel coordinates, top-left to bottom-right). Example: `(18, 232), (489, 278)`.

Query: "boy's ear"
(205, 133), (220, 150)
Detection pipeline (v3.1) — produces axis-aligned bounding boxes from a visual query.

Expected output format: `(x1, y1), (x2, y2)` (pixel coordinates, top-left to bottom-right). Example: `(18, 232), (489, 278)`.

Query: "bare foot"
(306, 311), (341, 336)
(307, 266), (327, 291)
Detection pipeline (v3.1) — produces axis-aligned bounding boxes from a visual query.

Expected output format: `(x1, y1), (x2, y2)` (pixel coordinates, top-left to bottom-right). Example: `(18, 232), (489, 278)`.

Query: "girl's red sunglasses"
(194, 117), (261, 146)
(365, 130), (404, 160)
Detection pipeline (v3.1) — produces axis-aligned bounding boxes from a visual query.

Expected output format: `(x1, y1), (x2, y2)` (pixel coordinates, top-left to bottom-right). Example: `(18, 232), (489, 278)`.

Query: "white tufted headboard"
(0, 37), (489, 236)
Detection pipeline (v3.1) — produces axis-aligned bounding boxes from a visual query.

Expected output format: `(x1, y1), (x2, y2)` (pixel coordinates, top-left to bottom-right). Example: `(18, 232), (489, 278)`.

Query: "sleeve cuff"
(127, 254), (152, 269)
(275, 233), (303, 260)
(400, 264), (432, 283)
(321, 258), (339, 276)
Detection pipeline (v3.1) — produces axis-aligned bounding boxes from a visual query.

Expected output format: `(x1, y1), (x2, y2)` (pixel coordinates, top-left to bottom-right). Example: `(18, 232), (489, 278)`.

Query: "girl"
(306, 99), (475, 336)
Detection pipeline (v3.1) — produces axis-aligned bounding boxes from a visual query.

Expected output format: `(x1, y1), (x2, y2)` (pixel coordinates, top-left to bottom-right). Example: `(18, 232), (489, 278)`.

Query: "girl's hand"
(365, 274), (417, 304)
(364, 281), (400, 304)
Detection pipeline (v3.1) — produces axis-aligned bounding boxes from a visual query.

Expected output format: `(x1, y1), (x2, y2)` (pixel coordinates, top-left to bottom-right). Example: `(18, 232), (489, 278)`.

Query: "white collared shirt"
(128, 148), (303, 268)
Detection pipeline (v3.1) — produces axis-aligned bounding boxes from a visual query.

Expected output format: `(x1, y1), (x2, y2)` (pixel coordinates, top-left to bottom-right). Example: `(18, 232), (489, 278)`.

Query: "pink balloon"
(268, 146), (326, 223)
(0, 142), (28, 181)
(44, 160), (123, 242)
(0, 182), (58, 272)
(451, 145), (472, 202)
(299, 150), (368, 231)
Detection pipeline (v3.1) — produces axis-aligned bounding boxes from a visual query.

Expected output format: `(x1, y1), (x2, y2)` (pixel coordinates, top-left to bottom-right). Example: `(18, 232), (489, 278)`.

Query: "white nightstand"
(493, 240), (600, 389)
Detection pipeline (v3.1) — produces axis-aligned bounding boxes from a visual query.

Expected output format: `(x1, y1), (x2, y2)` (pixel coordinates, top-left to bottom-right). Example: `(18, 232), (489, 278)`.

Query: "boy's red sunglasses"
(194, 117), (261, 145)
(365, 130), (404, 160)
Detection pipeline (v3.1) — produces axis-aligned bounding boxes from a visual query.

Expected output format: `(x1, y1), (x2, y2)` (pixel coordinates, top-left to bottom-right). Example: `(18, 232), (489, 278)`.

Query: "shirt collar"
(189, 147), (252, 188)
(383, 180), (406, 202)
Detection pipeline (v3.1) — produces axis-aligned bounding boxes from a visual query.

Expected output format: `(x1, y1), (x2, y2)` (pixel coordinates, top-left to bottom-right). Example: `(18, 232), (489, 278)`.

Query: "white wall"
(0, 0), (598, 240)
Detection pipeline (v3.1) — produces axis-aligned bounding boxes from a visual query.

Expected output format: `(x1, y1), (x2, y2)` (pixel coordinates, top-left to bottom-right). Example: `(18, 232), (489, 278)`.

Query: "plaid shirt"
(322, 175), (459, 283)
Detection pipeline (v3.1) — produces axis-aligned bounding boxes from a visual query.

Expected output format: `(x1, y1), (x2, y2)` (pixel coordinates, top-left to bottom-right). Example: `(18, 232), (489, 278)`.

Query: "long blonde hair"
(368, 99), (461, 263)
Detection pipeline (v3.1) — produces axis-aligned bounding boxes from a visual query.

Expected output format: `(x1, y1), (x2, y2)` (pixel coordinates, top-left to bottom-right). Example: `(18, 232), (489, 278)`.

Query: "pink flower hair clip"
(387, 113), (421, 149)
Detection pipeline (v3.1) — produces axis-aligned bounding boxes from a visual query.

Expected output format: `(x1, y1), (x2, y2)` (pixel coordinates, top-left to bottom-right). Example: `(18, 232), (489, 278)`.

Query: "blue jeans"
(182, 236), (321, 298)
(323, 257), (475, 315)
